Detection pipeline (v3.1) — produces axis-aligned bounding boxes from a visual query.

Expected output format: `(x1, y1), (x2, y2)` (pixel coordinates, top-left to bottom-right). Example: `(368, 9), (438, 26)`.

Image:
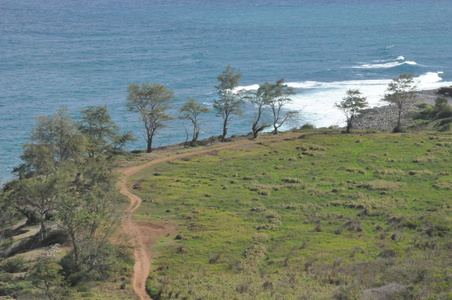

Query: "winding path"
(120, 133), (302, 300)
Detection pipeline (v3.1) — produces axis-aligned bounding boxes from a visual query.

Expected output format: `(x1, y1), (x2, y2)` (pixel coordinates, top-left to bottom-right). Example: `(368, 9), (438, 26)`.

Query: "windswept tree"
(248, 84), (272, 139)
(383, 74), (417, 131)
(266, 79), (298, 134)
(213, 65), (245, 142)
(335, 89), (368, 133)
(179, 97), (210, 146)
(126, 83), (174, 153)
(79, 105), (135, 157)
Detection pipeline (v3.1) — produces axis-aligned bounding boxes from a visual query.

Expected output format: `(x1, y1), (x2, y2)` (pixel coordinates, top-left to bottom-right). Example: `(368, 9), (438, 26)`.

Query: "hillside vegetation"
(129, 131), (452, 299)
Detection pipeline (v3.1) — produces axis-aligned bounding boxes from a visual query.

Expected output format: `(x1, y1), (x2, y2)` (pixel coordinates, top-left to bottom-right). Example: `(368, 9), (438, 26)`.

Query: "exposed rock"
(437, 87), (452, 97)
(363, 283), (408, 300)
(352, 90), (442, 131)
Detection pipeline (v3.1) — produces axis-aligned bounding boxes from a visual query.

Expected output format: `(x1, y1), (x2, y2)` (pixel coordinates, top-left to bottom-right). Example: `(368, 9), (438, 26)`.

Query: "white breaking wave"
(233, 84), (260, 92)
(280, 72), (451, 128)
(234, 72), (450, 130)
(352, 56), (417, 69)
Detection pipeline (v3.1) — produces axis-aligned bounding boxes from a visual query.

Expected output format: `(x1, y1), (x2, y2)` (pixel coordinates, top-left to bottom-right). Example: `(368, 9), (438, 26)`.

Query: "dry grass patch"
(433, 178), (452, 190)
(374, 168), (405, 177)
(282, 178), (302, 183)
(408, 170), (433, 176)
(358, 180), (406, 191)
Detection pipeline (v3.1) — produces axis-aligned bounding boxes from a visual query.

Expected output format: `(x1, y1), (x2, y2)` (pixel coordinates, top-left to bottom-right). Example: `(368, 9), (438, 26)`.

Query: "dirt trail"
(120, 133), (301, 300)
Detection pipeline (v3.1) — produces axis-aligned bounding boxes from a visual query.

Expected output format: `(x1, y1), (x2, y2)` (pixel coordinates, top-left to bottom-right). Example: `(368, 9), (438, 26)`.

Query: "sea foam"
(353, 56), (417, 69)
(221, 72), (450, 129)
(239, 72), (452, 129)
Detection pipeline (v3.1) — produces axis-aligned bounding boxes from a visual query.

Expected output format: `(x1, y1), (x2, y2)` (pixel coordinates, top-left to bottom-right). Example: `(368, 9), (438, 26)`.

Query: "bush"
(0, 256), (27, 273)
(300, 123), (315, 130)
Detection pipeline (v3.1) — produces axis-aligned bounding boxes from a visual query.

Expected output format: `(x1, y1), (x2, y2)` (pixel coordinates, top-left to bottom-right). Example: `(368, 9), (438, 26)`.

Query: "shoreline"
(352, 88), (451, 131)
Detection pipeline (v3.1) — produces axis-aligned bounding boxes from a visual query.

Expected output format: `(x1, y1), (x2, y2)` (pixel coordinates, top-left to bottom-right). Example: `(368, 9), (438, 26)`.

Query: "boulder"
(437, 87), (452, 97)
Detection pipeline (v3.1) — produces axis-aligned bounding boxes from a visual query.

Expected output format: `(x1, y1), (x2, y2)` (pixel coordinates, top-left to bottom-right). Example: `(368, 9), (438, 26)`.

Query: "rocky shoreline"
(352, 89), (450, 131)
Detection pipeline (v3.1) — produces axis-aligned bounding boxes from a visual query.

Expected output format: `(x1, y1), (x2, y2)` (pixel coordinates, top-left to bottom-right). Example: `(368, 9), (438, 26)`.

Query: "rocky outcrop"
(437, 87), (452, 97)
(351, 104), (418, 131)
(351, 89), (442, 131)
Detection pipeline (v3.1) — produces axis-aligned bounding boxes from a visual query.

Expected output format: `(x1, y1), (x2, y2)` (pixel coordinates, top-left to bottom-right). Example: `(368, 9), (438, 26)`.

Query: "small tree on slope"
(335, 89), (368, 133)
(383, 74), (417, 132)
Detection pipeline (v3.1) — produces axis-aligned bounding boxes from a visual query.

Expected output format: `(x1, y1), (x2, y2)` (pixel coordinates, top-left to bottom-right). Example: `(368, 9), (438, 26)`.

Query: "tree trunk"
(221, 118), (228, 142)
(397, 107), (402, 129)
(346, 115), (353, 133)
(252, 122), (258, 139)
(273, 118), (279, 134)
(192, 131), (199, 146)
(39, 216), (47, 242)
(146, 135), (153, 153)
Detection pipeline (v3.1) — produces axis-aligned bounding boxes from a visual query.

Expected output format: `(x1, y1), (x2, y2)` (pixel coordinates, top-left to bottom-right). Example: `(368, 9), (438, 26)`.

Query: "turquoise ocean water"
(1, 0), (452, 182)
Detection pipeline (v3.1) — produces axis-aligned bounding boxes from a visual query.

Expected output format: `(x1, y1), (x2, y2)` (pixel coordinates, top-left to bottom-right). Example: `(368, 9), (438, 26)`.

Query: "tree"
(16, 106), (85, 178)
(266, 79), (298, 134)
(8, 173), (66, 241)
(383, 74), (417, 131)
(79, 105), (135, 157)
(57, 158), (123, 284)
(179, 97), (210, 146)
(433, 96), (452, 119)
(0, 188), (16, 244)
(248, 84), (272, 139)
(335, 89), (368, 133)
(213, 65), (245, 142)
(31, 258), (66, 300)
(126, 83), (174, 153)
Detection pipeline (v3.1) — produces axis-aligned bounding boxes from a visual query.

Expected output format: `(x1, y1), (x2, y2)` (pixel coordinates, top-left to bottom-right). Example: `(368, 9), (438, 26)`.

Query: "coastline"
(352, 89), (450, 131)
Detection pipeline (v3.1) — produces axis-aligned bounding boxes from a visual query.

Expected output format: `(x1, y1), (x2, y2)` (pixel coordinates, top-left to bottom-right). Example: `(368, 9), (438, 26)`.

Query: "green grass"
(130, 131), (452, 299)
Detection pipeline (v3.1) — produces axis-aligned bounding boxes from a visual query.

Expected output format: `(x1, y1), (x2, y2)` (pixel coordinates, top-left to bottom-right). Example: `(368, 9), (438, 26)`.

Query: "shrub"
(0, 256), (27, 273)
(282, 178), (302, 183)
(300, 123), (315, 130)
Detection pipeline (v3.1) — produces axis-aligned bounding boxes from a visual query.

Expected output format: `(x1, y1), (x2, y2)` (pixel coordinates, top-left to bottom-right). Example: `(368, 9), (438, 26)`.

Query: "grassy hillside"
(129, 131), (452, 299)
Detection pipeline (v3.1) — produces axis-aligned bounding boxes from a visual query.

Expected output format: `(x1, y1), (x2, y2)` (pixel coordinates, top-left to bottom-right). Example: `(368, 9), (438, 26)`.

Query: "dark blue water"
(1, 0), (452, 182)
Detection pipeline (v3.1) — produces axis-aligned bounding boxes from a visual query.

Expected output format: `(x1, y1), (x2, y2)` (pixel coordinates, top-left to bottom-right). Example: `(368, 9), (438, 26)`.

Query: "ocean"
(1, 0), (452, 182)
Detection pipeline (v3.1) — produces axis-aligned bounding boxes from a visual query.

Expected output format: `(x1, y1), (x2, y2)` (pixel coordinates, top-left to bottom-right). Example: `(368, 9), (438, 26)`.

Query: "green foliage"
(213, 65), (245, 142)
(0, 256), (27, 273)
(7, 172), (67, 241)
(126, 83), (174, 152)
(215, 64), (242, 91)
(30, 258), (66, 300)
(383, 74), (417, 130)
(262, 79), (297, 134)
(178, 97), (210, 146)
(79, 105), (135, 157)
(300, 123), (315, 130)
(0, 189), (17, 246)
(414, 97), (452, 132)
(3, 106), (132, 297)
(335, 89), (368, 133)
(56, 158), (124, 285)
(16, 106), (85, 177)
(247, 86), (271, 139)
